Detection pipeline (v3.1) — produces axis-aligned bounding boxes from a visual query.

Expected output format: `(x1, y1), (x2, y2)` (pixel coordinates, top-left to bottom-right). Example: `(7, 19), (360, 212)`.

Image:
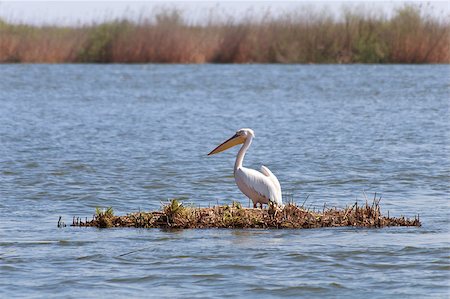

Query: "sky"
(0, 1), (448, 25)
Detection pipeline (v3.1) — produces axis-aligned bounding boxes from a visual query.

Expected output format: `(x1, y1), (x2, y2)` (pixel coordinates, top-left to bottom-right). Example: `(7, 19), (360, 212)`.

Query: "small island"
(67, 199), (421, 229)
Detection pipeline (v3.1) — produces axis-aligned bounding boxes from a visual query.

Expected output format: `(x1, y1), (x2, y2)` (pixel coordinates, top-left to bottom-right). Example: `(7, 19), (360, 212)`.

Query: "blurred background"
(0, 1), (449, 63)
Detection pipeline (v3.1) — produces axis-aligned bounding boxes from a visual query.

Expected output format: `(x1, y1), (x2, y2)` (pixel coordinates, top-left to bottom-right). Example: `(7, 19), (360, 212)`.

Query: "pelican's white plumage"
(208, 128), (282, 208)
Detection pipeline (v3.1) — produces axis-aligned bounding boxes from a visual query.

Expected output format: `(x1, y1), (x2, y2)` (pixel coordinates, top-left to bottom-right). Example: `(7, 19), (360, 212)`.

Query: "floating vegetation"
(68, 198), (421, 229)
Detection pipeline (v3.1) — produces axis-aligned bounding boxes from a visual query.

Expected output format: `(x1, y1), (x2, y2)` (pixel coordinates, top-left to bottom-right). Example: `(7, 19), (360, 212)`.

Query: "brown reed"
(1, 5), (448, 63)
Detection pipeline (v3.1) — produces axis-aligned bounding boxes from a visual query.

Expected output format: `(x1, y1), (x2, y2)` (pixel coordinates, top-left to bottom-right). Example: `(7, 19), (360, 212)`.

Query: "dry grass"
(1, 5), (448, 63)
(70, 198), (421, 229)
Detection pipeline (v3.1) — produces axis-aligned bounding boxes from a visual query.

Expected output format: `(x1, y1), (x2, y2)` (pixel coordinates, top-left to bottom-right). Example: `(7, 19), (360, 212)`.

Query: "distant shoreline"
(1, 5), (448, 64)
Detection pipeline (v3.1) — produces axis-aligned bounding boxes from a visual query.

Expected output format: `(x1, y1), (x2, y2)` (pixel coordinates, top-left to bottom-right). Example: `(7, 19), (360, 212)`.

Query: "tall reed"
(0, 5), (448, 63)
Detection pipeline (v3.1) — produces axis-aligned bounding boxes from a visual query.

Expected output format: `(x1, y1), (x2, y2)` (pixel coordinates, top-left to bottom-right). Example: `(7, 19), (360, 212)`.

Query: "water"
(0, 65), (449, 298)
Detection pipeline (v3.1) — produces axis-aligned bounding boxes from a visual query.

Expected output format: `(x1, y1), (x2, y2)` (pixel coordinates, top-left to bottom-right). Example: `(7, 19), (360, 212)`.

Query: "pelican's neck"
(234, 135), (253, 172)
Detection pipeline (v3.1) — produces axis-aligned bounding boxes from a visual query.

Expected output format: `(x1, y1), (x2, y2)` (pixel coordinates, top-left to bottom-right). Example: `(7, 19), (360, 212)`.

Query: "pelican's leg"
(253, 202), (257, 209)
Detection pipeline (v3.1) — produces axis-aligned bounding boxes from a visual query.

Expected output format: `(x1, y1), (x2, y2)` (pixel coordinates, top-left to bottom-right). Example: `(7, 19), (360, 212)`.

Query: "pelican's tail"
(260, 165), (283, 206)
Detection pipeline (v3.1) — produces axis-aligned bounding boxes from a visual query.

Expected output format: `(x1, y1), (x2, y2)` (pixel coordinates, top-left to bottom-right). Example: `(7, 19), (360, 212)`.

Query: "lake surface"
(0, 64), (449, 298)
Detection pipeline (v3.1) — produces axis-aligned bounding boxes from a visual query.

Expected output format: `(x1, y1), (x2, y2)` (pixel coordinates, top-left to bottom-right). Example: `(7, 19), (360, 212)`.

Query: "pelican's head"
(208, 128), (254, 156)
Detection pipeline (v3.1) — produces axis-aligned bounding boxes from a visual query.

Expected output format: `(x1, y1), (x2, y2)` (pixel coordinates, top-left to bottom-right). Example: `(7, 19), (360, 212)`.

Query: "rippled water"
(1, 65), (449, 298)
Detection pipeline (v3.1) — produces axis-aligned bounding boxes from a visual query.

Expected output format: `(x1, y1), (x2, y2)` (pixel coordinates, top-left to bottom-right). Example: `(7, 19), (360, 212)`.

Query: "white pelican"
(208, 128), (283, 208)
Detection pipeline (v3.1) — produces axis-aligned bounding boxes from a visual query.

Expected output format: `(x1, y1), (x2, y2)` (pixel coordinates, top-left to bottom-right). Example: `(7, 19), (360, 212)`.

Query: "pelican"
(208, 128), (283, 208)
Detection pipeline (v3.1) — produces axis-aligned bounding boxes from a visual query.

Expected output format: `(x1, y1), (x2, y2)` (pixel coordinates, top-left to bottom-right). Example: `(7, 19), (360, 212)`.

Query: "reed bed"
(1, 5), (449, 64)
(67, 198), (421, 229)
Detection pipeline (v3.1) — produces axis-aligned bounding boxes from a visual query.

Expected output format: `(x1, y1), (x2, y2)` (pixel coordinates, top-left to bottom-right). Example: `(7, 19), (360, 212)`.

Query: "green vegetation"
(1, 5), (448, 63)
(95, 207), (114, 217)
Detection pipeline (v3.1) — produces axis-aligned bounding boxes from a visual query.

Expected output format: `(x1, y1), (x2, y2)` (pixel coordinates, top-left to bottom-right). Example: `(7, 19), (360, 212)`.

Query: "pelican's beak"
(208, 133), (245, 156)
